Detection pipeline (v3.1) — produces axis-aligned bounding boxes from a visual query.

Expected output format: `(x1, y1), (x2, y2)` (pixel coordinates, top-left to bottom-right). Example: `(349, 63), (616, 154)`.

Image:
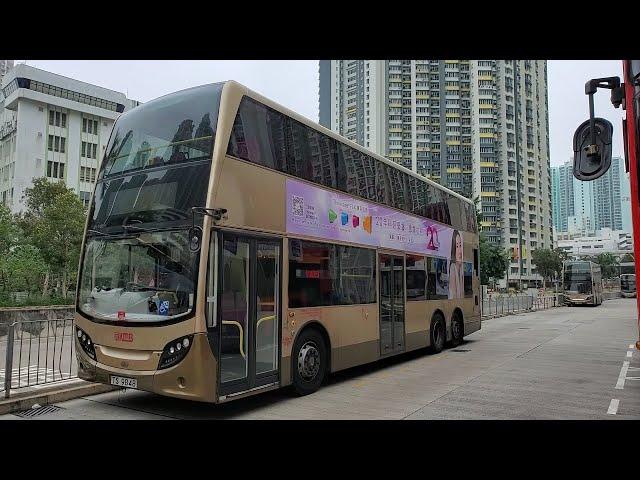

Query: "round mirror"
(188, 226), (203, 253)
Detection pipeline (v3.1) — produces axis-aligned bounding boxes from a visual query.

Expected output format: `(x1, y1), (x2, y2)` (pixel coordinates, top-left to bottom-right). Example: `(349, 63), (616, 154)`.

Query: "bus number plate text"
(110, 376), (138, 389)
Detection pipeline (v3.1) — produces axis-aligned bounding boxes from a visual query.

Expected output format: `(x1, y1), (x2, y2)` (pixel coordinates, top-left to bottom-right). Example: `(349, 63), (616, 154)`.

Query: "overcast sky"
(15, 60), (626, 166)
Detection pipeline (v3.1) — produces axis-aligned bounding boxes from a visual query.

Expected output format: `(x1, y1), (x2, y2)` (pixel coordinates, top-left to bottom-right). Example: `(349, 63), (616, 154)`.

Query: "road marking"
(627, 351), (633, 358)
(616, 361), (630, 390)
(607, 399), (620, 415)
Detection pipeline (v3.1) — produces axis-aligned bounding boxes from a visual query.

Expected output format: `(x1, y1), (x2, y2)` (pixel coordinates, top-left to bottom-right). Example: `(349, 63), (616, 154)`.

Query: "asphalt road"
(2, 298), (639, 420)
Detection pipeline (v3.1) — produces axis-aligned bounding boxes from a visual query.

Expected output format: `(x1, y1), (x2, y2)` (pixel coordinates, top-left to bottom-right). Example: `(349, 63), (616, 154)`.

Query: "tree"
(531, 248), (564, 287)
(479, 234), (510, 286)
(0, 203), (20, 292)
(5, 245), (47, 294)
(595, 252), (619, 279)
(18, 178), (85, 298)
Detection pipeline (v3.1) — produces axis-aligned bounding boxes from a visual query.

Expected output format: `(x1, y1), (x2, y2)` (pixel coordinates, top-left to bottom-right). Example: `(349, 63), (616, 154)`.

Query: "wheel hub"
(298, 341), (320, 381)
(453, 319), (460, 338)
(435, 323), (443, 346)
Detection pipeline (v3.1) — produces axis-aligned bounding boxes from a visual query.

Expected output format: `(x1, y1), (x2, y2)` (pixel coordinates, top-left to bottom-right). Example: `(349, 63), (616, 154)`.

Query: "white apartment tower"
(319, 60), (552, 285)
(0, 64), (140, 212)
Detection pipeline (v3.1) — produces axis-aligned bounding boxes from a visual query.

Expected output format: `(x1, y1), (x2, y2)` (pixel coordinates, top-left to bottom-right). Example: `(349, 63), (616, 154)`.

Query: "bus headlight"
(158, 335), (194, 370)
(76, 327), (96, 360)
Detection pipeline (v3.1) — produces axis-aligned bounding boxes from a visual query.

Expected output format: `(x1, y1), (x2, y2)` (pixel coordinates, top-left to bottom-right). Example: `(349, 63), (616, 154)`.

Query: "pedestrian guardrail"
(1, 318), (77, 398)
(481, 295), (562, 318)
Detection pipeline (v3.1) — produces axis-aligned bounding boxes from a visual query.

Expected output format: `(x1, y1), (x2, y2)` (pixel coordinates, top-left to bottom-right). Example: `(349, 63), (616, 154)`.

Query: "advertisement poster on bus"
(286, 178), (464, 300)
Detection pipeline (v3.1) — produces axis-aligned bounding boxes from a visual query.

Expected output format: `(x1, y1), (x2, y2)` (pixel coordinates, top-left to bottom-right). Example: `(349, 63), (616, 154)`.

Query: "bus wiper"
(121, 224), (165, 234)
(87, 229), (125, 238)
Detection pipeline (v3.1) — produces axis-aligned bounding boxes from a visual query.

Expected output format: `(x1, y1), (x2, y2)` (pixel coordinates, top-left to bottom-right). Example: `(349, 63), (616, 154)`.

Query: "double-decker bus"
(74, 81), (480, 403)
(571, 60), (640, 349)
(621, 273), (637, 298)
(562, 260), (603, 306)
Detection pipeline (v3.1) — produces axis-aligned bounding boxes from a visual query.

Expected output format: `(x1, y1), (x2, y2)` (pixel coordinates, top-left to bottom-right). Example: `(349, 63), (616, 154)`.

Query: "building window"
(47, 160), (65, 179)
(82, 141), (98, 159)
(83, 118), (99, 134)
(48, 135), (66, 153)
(79, 191), (91, 208)
(49, 110), (67, 128)
(80, 166), (97, 183)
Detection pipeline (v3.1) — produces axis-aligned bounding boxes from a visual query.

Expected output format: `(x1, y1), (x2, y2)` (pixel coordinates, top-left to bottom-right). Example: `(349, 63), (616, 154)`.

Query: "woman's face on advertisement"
(455, 234), (463, 263)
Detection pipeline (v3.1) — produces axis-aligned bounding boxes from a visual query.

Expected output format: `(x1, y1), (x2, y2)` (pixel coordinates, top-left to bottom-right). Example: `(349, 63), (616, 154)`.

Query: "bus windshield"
(78, 231), (197, 323)
(563, 263), (593, 294)
(101, 83), (223, 179)
(621, 275), (636, 291)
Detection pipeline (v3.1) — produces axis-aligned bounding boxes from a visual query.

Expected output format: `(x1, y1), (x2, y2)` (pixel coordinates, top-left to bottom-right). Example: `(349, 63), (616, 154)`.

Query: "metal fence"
(1, 318), (77, 398)
(482, 295), (561, 318)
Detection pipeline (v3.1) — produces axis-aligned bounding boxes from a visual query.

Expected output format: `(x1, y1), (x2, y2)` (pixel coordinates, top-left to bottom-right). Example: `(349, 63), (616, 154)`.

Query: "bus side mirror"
(572, 117), (613, 181)
(188, 226), (202, 253)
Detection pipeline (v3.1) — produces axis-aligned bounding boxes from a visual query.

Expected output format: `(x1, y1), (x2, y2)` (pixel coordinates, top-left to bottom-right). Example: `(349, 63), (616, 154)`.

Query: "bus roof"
(223, 80), (474, 207)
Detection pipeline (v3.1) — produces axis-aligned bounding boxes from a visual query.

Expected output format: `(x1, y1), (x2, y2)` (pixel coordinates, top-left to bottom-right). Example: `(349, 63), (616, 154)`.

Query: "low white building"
(0, 64), (139, 212)
(555, 228), (633, 257)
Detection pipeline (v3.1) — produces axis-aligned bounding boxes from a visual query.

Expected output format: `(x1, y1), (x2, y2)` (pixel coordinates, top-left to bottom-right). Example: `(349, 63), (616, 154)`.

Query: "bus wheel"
(429, 313), (446, 354)
(450, 312), (463, 347)
(292, 329), (327, 396)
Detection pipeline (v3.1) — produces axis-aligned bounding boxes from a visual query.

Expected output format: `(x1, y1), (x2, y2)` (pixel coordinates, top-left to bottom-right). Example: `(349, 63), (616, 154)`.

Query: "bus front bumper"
(76, 333), (217, 403)
(564, 296), (592, 305)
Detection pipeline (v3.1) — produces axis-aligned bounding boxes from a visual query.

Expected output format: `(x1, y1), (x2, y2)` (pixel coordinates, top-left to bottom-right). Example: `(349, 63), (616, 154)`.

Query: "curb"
(0, 381), (118, 416)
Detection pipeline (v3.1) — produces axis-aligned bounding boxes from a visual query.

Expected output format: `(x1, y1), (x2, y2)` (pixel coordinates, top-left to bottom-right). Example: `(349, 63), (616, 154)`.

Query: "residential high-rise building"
(551, 161), (574, 233)
(593, 155), (626, 231)
(320, 60), (552, 285)
(0, 64), (140, 212)
(319, 60), (473, 196)
(551, 156), (630, 235)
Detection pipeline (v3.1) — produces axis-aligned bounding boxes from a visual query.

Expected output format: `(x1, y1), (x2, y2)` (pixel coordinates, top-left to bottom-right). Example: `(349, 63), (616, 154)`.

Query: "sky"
(13, 60), (627, 167)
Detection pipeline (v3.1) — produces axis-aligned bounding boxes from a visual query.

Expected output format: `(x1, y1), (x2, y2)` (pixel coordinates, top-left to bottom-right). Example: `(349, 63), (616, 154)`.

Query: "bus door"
(379, 253), (405, 355)
(215, 232), (281, 397)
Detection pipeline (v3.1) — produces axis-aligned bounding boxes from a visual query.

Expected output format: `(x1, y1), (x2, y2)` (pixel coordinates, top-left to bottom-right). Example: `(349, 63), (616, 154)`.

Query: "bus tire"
(429, 313), (446, 354)
(450, 311), (464, 347)
(291, 328), (327, 396)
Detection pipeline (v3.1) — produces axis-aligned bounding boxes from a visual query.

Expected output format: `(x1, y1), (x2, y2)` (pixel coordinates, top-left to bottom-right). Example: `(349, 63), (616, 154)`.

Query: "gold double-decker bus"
(74, 81), (481, 403)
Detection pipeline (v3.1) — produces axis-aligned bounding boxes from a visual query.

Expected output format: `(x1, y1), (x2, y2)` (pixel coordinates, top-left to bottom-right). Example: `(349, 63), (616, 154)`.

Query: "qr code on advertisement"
(292, 195), (304, 217)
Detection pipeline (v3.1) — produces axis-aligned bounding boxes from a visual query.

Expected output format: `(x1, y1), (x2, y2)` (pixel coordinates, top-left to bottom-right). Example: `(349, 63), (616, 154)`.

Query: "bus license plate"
(110, 375), (137, 389)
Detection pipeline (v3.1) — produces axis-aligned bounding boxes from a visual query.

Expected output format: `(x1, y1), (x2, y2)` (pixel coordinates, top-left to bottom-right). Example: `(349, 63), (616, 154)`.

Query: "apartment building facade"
(319, 60), (552, 285)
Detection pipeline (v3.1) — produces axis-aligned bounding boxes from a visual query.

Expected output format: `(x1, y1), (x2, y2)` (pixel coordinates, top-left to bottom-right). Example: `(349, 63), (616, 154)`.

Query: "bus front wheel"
(292, 329), (327, 396)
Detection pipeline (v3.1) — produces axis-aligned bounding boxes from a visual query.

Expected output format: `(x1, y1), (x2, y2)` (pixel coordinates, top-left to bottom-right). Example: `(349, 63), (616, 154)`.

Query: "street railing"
(481, 294), (562, 318)
(1, 318), (77, 398)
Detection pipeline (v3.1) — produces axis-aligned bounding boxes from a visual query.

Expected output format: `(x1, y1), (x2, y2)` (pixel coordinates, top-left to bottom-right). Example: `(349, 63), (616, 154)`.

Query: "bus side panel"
(213, 156), (286, 234)
(405, 301), (429, 351)
(282, 304), (380, 381)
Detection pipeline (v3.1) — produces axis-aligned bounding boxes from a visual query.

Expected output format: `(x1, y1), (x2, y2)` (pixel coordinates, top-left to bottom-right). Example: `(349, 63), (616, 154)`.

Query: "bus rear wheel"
(450, 312), (464, 347)
(292, 329), (327, 396)
(429, 313), (446, 354)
